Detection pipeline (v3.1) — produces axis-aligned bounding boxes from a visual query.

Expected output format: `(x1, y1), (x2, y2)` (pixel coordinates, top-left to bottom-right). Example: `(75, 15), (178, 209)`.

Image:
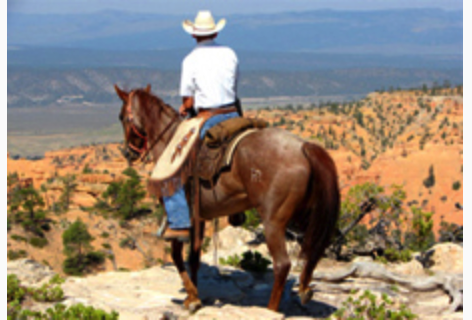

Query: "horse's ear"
(114, 84), (128, 101)
(145, 84), (151, 93)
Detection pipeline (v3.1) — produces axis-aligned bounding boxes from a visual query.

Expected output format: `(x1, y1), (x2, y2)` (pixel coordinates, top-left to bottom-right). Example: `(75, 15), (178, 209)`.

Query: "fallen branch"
(309, 261), (462, 314)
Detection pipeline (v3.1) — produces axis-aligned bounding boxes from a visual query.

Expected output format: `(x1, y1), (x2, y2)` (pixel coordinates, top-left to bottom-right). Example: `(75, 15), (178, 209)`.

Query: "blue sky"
(7, 0), (463, 14)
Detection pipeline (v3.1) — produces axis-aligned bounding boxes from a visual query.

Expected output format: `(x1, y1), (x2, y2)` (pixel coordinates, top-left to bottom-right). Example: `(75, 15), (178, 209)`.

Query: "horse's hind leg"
(171, 239), (202, 312)
(264, 221), (291, 311)
(298, 259), (316, 304)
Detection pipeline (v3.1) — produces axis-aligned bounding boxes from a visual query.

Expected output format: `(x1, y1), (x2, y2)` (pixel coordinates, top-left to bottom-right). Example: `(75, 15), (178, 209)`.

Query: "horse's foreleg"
(171, 239), (202, 312)
(264, 222), (291, 312)
(189, 221), (205, 286)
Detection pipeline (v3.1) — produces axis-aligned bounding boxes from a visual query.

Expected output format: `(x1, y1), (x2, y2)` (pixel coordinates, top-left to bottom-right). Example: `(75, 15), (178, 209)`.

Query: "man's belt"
(197, 105), (237, 118)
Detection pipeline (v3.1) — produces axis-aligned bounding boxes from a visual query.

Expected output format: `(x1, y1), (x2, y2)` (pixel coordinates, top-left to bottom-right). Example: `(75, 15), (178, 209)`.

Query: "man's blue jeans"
(162, 111), (239, 230)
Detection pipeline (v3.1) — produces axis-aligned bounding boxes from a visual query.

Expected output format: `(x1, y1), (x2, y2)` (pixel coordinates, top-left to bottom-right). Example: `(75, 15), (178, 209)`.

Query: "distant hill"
(8, 9), (462, 54)
(7, 47), (463, 71)
(7, 67), (462, 108)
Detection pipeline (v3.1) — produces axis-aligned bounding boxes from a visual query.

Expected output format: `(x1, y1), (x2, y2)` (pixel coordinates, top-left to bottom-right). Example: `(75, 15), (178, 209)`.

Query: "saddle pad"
(151, 117), (205, 181)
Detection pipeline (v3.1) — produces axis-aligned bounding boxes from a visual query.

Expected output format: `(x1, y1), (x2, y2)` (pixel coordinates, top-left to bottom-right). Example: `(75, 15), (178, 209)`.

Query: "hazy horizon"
(7, 0), (463, 15)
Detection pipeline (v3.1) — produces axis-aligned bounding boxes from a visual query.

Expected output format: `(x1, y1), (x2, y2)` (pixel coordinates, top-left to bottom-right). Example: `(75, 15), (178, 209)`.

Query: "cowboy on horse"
(160, 10), (240, 241)
(114, 9), (340, 313)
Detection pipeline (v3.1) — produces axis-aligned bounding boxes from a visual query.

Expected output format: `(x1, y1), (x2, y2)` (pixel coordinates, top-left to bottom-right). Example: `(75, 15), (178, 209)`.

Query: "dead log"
(309, 261), (462, 314)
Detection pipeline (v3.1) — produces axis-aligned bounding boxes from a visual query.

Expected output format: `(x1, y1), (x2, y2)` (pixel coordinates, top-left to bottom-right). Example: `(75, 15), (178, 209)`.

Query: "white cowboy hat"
(182, 10), (226, 36)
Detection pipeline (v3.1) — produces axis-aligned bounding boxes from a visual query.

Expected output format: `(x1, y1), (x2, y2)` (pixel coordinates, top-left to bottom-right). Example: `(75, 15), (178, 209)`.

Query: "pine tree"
(62, 219), (93, 258)
(422, 165), (435, 189)
(62, 219), (104, 275)
(9, 185), (48, 237)
(100, 168), (146, 220)
(58, 174), (77, 212)
(410, 207), (435, 253)
(116, 168), (146, 220)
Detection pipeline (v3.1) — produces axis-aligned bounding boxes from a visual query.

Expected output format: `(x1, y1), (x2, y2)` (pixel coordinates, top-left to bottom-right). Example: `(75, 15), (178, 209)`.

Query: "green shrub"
(8, 273), (70, 318)
(377, 248), (412, 263)
(8, 249), (27, 261)
(87, 251), (106, 265)
(240, 251), (271, 273)
(452, 181), (461, 191)
(331, 290), (417, 319)
(242, 208), (260, 231)
(29, 236), (49, 248)
(119, 237), (135, 249)
(100, 231), (110, 238)
(219, 251), (271, 273)
(29, 282), (64, 302)
(118, 267), (130, 272)
(219, 254), (241, 267)
(62, 251), (105, 276)
(82, 163), (93, 174)
(7, 274), (26, 303)
(10, 234), (27, 242)
(10, 303), (119, 320)
(49, 274), (65, 285)
(102, 243), (112, 250)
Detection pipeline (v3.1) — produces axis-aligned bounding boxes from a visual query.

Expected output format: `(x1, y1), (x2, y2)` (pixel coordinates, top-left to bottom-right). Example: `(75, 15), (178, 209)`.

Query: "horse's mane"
(133, 89), (178, 139)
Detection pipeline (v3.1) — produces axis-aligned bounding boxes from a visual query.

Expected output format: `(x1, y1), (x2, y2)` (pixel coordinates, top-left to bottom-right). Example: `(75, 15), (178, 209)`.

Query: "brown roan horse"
(114, 84), (340, 312)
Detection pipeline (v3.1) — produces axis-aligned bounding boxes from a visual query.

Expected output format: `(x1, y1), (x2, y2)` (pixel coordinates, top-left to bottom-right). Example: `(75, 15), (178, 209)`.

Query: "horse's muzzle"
(120, 145), (140, 163)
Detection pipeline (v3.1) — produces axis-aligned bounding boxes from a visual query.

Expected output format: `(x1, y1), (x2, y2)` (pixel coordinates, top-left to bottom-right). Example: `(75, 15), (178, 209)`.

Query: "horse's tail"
(299, 142), (340, 295)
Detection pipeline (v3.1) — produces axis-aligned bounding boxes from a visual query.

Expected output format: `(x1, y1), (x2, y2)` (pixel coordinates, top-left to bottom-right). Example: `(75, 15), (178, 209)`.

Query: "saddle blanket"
(149, 117), (205, 197)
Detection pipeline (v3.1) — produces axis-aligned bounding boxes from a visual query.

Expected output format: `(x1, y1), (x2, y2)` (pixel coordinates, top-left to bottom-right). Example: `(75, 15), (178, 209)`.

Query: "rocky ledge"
(7, 228), (463, 320)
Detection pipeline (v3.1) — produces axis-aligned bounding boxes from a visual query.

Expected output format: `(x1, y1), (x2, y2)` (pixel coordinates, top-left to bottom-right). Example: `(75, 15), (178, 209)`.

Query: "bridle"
(124, 91), (179, 162)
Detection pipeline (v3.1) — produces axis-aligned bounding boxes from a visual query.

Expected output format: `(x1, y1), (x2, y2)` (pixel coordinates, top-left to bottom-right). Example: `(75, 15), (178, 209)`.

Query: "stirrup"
(156, 218), (168, 238)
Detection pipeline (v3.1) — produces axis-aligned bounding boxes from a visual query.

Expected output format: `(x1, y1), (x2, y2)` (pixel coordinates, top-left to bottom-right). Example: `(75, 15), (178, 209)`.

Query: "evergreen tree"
(62, 219), (104, 275)
(58, 174), (77, 212)
(99, 168), (146, 220)
(422, 165), (435, 189)
(7, 172), (20, 206)
(409, 207), (435, 253)
(116, 168), (146, 220)
(63, 219), (93, 258)
(9, 185), (49, 237)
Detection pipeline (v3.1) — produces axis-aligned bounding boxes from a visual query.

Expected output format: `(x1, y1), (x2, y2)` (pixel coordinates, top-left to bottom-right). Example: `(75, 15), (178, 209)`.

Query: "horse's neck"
(146, 104), (181, 163)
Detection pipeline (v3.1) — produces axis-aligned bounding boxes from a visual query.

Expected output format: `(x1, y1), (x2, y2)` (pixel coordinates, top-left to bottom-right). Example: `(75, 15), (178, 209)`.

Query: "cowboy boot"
(162, 228), (190, 242)
(156, 209), (190, 242)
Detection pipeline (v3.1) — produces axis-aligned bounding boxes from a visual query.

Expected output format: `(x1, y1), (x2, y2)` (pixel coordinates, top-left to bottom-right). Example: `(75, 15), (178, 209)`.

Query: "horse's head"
(114, 84), (151, 163)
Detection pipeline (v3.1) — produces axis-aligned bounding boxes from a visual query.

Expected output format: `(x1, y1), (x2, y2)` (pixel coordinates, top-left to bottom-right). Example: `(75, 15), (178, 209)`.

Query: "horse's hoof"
(188, 300), (202, 313)
(299, 289), (313, 305)
(184, 297), (202, 313)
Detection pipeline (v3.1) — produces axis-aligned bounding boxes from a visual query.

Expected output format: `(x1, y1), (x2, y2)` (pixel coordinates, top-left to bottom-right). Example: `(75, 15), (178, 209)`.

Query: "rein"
(138, 113), (179, 163)
(126, 91), (180, 163)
